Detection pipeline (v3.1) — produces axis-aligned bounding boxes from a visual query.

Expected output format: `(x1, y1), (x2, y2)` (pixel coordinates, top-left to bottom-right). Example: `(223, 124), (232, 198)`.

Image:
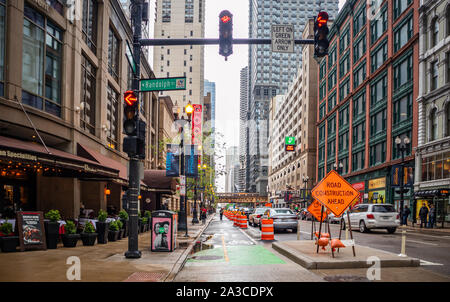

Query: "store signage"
(351, 181), (365, 209)
(285, 144), (295, 152)
(0, 150), (37, 161)
(271, 24), (294, 53)
(307, 199), (330, 222)
(311, 170), (360, 217)
(184, 145), (198, 178)
(391, 165), (413, 187)
(368, 177), (385, 190)
(16, 211), (46, 251)
(166, 144), (180, 177)
(140, 77), (186, 92)
(192, 105), (202, 146)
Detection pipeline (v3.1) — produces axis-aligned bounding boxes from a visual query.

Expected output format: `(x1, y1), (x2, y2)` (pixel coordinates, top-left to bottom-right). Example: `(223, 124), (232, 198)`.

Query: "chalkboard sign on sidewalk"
(16, 211), (47, 251)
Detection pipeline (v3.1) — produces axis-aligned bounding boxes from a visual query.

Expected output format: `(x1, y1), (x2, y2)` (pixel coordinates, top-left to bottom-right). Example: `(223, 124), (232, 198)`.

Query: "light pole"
(333, 162), (344, 174)
(395, 135), (410, 225)
(174, 101), (194, 236)
(302, 175), (309, 207)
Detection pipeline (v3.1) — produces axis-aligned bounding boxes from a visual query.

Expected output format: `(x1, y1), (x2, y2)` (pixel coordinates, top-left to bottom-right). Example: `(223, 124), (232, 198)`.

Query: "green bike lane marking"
(187, 245), (285, 266)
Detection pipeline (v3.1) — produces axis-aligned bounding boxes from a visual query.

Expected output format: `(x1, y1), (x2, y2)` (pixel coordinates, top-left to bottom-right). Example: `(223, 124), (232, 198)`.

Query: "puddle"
(191, 235), (214, 254)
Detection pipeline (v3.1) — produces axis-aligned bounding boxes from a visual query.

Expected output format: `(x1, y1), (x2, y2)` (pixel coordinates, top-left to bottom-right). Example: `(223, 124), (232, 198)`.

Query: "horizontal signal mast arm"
(139, 38), (314, 46)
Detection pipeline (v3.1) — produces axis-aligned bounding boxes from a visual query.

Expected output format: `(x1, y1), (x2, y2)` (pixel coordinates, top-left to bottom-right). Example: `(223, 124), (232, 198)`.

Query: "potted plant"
(0, 222), (18, 253)
(137, 211), (142, 234)
(117, 220), (124, 240)
(96, 210), (109, 244)
(140, 217), (148, 233)
(80, 221), (97, 246)
(107, 221), (120, 242)
(61, 221), (80, 248)
(44, 210), (61, 249)
(119, 210), (129, 238)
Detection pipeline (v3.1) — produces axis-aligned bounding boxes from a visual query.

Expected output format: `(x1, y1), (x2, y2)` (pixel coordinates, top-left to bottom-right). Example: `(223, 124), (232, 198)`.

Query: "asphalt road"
(246, 219), (450, 276)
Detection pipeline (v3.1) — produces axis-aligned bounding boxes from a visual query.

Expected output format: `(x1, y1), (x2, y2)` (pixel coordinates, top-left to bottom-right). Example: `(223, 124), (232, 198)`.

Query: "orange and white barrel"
(261, 218), (274, 240)
(240, 214), (248, 229)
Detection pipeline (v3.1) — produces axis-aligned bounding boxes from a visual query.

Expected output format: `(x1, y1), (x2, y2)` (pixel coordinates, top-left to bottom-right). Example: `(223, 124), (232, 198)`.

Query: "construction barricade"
(239, 213), (248, 229)
(261, 218), (274, 240)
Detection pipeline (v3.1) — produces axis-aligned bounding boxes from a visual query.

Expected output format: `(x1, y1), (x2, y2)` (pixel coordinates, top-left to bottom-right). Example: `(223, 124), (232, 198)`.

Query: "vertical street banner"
(192, 104), (202, 160)
(165, 144), (180, 177)
(184, 145), (198, 177)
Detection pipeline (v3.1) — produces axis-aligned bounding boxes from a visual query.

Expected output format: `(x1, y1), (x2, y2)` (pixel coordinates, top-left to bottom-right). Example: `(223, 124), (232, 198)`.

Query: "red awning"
(143, 169), (177, 193)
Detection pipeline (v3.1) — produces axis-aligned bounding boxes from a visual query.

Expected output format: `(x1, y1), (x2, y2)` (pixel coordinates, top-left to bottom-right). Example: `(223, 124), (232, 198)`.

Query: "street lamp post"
(395, 135), (410, 225)
(174, 102), (193, 236)
(333, 162), (344, 174)
(302, 175), (309, 207)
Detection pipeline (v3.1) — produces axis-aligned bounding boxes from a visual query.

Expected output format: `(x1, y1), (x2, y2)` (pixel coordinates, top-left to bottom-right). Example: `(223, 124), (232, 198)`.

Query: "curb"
(272, 242), (420, 270)
(402, 227), (450, 236)
(163, 214), (216, 282)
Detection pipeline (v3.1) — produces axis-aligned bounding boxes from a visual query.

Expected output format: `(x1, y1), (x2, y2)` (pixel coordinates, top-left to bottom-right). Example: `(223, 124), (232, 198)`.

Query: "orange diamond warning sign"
(311, 170), (360, 217)
(307, 199), (330, 222)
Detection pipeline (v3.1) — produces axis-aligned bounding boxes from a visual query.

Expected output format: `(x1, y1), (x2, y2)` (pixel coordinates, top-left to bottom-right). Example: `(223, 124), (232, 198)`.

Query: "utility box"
(151, 210), (177, 252)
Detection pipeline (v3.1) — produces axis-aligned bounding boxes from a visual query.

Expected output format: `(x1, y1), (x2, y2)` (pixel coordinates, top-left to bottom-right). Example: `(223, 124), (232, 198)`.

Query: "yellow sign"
(311, 170), (360, 217)
(369, 177), (386, 190)
(307, 199), (331, 222)
(368, 190), (385, 203)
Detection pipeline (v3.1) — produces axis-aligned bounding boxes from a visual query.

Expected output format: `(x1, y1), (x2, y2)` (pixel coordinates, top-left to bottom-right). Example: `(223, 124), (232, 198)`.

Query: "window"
(394, 0), (413, 20)
(318, 146), (325, 162)
(393, 54), (413, 90)
(371, 6), (387, 44)
(353, 33), (366, 63)
(319, 124), (326, 142)
(318, 166), (325, 180)
(328, 93), (336, 112)
(0, 0), (5, 96)
(370, 108), (387, 136)
(319, 81), (326, 100)
(339, 106), (349, 128)
(431, 17), (439, 47)
(353, 92), (366, 118)
(22, 4), (63, 117)
(339, 53), (350, 77)
(82, 0), (98, 53)
(431, 61), (438, 91)
(189, 66), (192, 72)
(167, 60), (170, 66)
(429, 108), (438, 141)
(447, 5), (450, 37)
(328, 69), (337, 90)
(108, 27), (120, 82)
(80, 55), (96, 135)
(447, 103), (450, 136)
(184, 60), (186, 66)
(353, 5), (366, 36)
(106, 85), (118, 149)
(354, 61), (366, 88)
(319, 102), (326, 120)
(447, 52), (450, 83)
(320, 61), (327, 79)
(371, 74), (387, 106)
(168, 49), (171, 55)
(393, 13), (413, 52)
(185, 0), (194, 23)
(199, 0), (203, 23)
(327, 116), (336, 136)
(162, 0), (171, 22)
(353, 121), (366, 145)
(371, 39), (388, 72)
(370, 141), (386, 166)
(340, 157), (348, 174)
(328, 45), (337, 67)
(352, 150), (365, 171)
(340, 77), (350, 101)
(327, 140), (336, 157)
(393, 93), (412, 125)
(339, 131), (349, 151)
(421, 153), (450, 182)
(339, 28), (350, 54)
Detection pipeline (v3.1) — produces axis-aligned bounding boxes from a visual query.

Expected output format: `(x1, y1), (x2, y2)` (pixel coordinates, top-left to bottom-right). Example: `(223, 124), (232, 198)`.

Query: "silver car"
(341, 203), (400, 234)
(260, 208), (298, 232)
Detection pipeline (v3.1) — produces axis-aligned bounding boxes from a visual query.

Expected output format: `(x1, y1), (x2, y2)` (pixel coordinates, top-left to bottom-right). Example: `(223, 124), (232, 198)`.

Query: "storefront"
(351, 181), (365, 208)
(414, 189), (450, 228)
(141, 169), (178, 212)
(368, 177), (386, 204)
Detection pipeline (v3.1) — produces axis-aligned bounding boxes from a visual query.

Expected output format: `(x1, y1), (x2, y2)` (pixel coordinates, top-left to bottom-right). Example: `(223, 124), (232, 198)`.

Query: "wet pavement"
(173, 216), (324, 282)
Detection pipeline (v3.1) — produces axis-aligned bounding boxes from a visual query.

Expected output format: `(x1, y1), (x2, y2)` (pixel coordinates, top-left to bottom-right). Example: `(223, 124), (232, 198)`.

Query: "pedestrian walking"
(428, 204), (435, 228)
(419, 204), (429, 228)
(201, 207), (207, 225)
(402, 205), (411, 226)
(220, 208), (224, 221)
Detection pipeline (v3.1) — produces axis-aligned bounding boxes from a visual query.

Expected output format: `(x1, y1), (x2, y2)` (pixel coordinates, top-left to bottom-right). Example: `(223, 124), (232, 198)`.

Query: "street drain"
(323, 275), (370, 282)
(191, 255), (223, 261)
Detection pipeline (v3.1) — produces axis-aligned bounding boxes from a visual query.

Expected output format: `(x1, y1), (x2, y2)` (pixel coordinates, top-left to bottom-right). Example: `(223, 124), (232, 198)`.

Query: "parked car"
(242, 208), (255, 220)
(328, 213), (341, 224)
(249, 207), (270, 227)
(341, 203), (400, 233)
(260, 208), (298, 232)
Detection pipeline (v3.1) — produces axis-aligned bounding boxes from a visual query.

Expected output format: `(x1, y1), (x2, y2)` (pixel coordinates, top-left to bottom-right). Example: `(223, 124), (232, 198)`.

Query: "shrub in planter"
(119, 210), (129, 238)
(140, 217), (148, 233)
(96, 210), (109, 244)
(0, 222), (18, 253)
(144, 211), (151, 227)
(107, 221), (119, 242)
(81, 222), (97, 246)
(61, 221), (80, 248)
(44, 210), (61, 249)
(117, 220), (124, 240)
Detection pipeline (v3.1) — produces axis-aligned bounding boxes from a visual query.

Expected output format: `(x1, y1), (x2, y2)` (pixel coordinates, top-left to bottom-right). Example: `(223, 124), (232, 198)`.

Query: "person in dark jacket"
(428, 204), (435, 228)
(219, 208), (224, 221)
(419, 204), (429, 228)
(402, 205), (411, 226)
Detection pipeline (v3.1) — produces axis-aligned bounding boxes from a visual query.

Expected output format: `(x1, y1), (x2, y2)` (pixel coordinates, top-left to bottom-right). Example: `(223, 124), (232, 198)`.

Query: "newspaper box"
(151, 210), (177, 252)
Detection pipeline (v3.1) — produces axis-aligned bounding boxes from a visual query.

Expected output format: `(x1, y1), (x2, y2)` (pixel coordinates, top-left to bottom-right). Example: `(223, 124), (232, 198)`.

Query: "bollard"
(297, 219), (301, 240)
(398, 225), (407, 257)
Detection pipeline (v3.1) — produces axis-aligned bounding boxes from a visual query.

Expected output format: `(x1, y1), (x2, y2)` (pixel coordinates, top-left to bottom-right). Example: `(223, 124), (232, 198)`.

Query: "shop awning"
(0, 136), (119, 177)
(414, 189), (450, 199)
(142, 169), (177, 193)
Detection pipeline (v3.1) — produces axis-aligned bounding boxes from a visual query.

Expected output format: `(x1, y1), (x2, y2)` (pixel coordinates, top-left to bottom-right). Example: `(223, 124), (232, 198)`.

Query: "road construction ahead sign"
(307, 199), (330, 222)
(311, 170), (360, 217)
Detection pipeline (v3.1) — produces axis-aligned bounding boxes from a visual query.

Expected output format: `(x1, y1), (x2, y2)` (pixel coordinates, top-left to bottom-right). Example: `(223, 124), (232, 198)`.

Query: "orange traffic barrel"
(240, 214), (248, 229)
(261, 218), (274, 240)
(233, 213), (239, 227)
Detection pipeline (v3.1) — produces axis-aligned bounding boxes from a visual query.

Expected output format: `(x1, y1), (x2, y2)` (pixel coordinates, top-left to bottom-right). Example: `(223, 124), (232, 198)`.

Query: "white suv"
(341, 204), (400, 234)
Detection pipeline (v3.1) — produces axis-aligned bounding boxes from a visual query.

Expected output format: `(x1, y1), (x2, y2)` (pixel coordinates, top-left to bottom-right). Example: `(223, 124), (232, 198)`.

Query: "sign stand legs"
(316, 206), (324, 254)
(327, 216), (334, 258)
(347, 211), (356, 257)
(311, 217), (315, 240)
(337, 217), (343, 253)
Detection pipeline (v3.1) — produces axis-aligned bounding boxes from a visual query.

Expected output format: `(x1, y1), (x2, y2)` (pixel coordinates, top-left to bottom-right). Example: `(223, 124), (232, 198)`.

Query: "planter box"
(96, 221), (109, 244)
(121, 219), (128, 238)
(61, 234), (80, 248)
(108, 230), (119, 242)
(0, 236), (19, 252)
(117, 229), (123, 240)
(81, 233), (97, 246)
(44, 221), (60, 249)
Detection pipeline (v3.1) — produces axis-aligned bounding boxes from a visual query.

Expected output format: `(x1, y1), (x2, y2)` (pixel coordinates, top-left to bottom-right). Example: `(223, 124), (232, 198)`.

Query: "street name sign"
(140, 77), (186, 92)
(285, 136), (295, 145)
(307, 199), (330, 222)
(311, 170), (360, 217)
(271, 25), (294, 53)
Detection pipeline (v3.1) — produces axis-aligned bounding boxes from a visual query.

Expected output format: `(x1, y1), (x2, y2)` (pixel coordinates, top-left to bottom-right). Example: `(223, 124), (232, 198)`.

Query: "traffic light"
(314, 11), (329, 58)
(123, 90), (140, 156)
(219, 10), (233, 60)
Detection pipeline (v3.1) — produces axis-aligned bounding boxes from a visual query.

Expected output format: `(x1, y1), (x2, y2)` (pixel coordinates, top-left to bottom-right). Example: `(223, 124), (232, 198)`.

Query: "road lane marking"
(407, 239), (438, 246)
(239, 228), (258, 245)
(221, 235), (229, 262)
(420, 259), (444, 266)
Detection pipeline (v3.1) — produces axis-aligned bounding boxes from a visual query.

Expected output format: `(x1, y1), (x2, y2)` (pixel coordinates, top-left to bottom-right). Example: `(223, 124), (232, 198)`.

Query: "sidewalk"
(401, 224), (450, 236)
(0, 214), (214, 282)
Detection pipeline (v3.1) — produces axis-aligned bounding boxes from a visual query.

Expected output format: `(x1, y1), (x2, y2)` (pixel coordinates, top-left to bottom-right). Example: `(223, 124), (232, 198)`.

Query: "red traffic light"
(317, 11), (329, 28)
(221, 15), (231, 23)
(124, 90), (137, 106)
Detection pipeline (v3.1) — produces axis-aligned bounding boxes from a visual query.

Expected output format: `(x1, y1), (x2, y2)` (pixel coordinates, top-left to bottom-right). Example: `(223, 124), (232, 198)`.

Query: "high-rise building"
(153, 0), (205, 108)
(204, 80), (216, 133)
(246, 0), (340, 195)
(238, 67), (248, 192)
(225, 146), (239, 193)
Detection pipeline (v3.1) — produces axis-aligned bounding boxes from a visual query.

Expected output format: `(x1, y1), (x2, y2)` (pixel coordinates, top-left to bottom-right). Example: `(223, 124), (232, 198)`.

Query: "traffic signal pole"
(125, 0), (143, 259)
(139, 38), (315, 46)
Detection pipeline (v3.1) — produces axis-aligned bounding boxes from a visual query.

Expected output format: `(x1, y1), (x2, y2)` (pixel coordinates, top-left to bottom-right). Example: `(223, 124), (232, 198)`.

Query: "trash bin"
(151, 210), (177, 252)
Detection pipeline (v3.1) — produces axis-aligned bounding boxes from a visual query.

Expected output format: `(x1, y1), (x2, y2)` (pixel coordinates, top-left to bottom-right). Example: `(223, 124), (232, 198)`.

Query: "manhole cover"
(323, 275), (370, 282)
(191, 255), (223, 261)
(123, 272), (166, 282)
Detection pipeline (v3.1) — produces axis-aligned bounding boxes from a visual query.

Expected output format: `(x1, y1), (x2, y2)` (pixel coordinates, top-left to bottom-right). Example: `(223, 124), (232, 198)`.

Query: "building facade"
(153, 0), (205, 108)
(0, 0), (162, 219)
(316, 0), (420, 214)
(238, 66), (248, 193)
(414, 0), (450, 226)
(246, 0), (339, 195)
(225, 146), (239, 193)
